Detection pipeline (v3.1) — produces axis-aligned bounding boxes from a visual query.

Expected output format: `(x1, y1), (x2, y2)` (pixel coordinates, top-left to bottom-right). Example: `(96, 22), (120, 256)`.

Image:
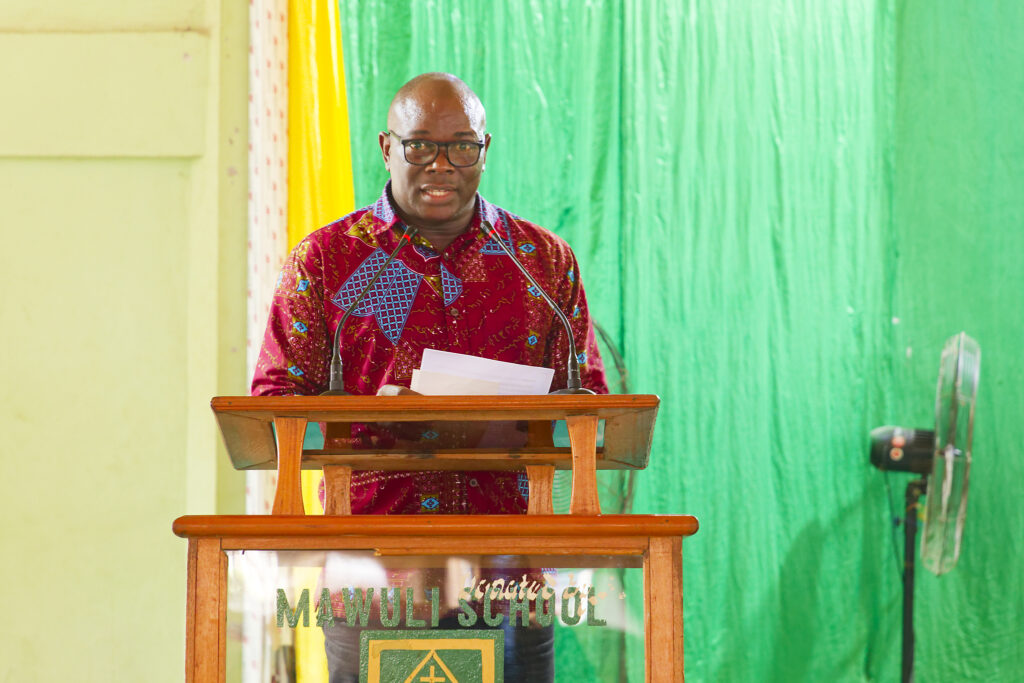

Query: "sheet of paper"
(410, 369), (501, 395)
(419, 349), (554, 395)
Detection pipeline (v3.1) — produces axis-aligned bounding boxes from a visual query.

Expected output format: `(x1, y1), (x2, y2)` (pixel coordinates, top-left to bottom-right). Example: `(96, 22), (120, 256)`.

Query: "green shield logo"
(359, 629), (504, 683)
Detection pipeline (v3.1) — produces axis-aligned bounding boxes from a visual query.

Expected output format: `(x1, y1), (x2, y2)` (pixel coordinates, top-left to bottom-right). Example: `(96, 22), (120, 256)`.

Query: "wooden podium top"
(212, 394), (659, 472)
(173, 513), (698, 540)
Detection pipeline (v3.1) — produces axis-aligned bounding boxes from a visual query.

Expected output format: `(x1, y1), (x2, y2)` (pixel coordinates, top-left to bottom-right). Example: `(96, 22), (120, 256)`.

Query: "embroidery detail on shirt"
(526, 331), (539, 346)
(518, 243), (537, 254)
(526, 284), (542, 298)
(292, 321), (308, 336)
(424, 274), (443, 299)
(287, 364), (304, 377)
(420, 495), (440, 511)
(371, 193), (396, 224)
(440, 263), (463, 306)
(479, 233), (515, 255)
(577, 352), (587, 365)
(331, 249), (423, 344)
(344, 212), (381, 248)
(414, 243), (439, 260)
(470, 199), (522, 256)
(479, 197), (502, 226)
(567, 268), (575, 282)
(517, 473), (530, 501)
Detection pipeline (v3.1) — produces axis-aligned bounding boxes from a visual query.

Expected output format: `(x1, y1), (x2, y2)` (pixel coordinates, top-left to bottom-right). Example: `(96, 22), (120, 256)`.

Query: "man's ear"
(481, 133), (492, 171)
(379, 131), (391, 171)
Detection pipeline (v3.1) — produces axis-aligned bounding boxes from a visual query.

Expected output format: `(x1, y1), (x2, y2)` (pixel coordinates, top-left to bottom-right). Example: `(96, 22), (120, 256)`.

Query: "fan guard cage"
(921, 332), (980, 576)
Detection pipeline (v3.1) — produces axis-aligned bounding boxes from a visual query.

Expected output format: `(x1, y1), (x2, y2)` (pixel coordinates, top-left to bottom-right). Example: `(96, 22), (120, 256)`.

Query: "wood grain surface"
(212, 394), (659, 471)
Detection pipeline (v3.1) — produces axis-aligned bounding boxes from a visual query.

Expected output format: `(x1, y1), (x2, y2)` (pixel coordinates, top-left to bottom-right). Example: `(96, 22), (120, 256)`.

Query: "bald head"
(387, 72), (486, 134)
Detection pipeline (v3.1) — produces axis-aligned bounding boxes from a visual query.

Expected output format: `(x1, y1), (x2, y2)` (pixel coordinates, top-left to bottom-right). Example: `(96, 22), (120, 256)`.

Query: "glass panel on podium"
(226, 550), (644, 682)
(299, 419), (606, 449)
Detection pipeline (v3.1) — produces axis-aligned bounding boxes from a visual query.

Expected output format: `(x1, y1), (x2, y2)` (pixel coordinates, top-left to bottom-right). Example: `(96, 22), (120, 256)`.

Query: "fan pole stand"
(902, 477), (927, 683)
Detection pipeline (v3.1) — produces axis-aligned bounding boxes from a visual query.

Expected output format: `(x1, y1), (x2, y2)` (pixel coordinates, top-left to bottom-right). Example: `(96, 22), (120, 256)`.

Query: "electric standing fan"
(869, 331), (980, 683)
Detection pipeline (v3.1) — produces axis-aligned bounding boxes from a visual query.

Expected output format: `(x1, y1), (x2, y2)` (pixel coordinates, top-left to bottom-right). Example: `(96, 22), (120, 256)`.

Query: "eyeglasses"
(385, 130), (486, 167)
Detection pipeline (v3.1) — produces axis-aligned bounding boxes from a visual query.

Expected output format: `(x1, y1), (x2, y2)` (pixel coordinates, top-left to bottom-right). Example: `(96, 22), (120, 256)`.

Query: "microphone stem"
(326, 225), (418, 393)
(482, 222), (584, 391)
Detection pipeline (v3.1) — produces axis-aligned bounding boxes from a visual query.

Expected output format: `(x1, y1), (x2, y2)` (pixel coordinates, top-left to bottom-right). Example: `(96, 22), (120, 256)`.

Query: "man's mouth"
(421, 186), (457, 201)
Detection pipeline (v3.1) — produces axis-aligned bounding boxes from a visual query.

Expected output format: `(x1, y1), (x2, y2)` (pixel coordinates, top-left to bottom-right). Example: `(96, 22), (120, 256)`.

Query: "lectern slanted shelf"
(173, 394), (698, 682)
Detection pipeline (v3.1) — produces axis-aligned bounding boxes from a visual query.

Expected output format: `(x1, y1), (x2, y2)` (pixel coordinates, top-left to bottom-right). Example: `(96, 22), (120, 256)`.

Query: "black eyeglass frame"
(384, 129), (487, 167)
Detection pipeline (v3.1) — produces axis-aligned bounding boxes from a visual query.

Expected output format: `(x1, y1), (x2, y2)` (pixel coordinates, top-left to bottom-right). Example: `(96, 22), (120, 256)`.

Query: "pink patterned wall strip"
(247, 0), (289, 386)
(245, 0), (289, 679)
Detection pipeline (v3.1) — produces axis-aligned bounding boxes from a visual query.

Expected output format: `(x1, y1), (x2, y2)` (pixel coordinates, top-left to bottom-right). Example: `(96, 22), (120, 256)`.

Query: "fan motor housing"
(869, 426), (935, 474)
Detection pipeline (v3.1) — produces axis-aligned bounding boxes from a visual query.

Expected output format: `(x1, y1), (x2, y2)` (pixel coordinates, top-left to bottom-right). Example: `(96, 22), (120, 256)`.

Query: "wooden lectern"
(174, 395), (698, 682)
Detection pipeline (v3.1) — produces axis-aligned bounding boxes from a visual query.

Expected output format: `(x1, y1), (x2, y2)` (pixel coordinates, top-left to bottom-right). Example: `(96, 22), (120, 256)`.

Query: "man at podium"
(250, 72), (607, 682)
(251, 72), (607, 516)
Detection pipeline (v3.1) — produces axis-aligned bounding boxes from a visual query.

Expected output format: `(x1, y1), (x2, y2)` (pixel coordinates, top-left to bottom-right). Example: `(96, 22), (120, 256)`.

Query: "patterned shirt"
(252, 183), (607, 514)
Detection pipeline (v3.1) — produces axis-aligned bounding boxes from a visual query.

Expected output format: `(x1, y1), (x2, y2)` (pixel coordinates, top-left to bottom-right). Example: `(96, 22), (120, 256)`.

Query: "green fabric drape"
(337, 0), (1024, 679)
(892, 1), (1024, 680)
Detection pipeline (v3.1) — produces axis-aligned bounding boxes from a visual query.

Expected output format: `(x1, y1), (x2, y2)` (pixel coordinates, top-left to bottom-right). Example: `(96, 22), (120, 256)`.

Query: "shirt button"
(449, 308), (460, 317)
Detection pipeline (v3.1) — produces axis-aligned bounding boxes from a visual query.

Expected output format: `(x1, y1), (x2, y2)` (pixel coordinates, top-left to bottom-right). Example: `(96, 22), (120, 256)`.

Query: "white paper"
(410, 369), (501, 395)
(419, 349), (554, 395)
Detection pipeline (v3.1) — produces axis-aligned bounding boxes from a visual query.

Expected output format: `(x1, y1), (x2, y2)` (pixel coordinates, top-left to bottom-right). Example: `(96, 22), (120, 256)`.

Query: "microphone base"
(319, 389), (350, 396)
(549, 387), (597, 395)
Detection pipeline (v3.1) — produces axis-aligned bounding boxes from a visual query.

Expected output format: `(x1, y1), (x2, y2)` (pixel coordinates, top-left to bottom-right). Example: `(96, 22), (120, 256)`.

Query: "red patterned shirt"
(252, 184), (607, 514)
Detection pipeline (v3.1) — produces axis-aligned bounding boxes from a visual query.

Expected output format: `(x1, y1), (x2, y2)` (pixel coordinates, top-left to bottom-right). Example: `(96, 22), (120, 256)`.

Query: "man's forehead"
(387, 79), (486, 133)
(391, 104), (483, 134)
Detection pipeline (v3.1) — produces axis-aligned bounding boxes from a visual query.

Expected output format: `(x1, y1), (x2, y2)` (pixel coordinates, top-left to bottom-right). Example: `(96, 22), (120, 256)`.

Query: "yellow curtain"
(289, 0), (356, 248)
(287, 0), (355, 679)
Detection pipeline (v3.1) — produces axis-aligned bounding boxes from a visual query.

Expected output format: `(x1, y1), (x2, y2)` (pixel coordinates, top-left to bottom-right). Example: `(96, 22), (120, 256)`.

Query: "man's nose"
(427, 146), (455, 172)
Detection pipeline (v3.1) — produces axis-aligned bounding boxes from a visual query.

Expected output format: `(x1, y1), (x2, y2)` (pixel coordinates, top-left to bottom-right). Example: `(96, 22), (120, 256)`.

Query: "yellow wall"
(0, 1), (247, 679)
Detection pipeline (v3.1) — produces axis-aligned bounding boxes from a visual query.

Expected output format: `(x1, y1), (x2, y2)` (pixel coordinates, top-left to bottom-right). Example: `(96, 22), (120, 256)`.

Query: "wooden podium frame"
(174, 395), (698, 682)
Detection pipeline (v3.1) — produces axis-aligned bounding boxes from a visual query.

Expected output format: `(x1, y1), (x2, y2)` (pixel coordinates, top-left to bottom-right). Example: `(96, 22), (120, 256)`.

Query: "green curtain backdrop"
(336, 0), (1024, 680)
(892, 1), (1024, 680)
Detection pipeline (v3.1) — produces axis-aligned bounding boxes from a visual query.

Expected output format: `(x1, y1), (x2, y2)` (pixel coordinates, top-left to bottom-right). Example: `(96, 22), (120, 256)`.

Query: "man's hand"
(376, 384), (422, 397)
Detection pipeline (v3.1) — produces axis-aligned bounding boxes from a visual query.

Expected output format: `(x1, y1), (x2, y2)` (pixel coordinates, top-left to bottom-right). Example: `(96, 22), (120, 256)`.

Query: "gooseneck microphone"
(322, 225), (419, 395)
(480, 220), (595, 395)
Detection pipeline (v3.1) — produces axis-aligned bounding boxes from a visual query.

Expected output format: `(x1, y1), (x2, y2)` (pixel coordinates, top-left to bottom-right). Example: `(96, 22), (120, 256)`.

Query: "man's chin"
(411, 203), (471, 229)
